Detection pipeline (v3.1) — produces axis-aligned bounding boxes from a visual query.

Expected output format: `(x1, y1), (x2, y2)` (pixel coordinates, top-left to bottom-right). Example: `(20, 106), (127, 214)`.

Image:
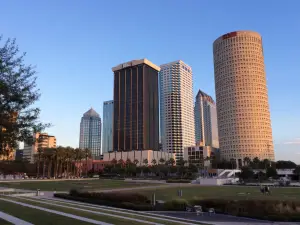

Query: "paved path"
(0, 198), (112, 225)
(0, 211), (34, 225)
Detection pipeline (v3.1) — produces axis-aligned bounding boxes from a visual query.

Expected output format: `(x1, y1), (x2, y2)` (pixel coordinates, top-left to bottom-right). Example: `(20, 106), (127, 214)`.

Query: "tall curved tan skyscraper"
(213, 31), (275, 166)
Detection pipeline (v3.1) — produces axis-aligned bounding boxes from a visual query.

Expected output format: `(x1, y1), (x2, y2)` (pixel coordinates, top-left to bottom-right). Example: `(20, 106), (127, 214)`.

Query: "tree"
(266, 167), (277, 178)
(239, 166), (254, 181)
(159, 158), (165, 165)
(251, 157), (260, 169)
(230, 158), (237, 169)
(133, 159), (139, 166)
(151, 159), (157, 166)
(168, 158), (175, 166)
(83, 148), (91, 177)
(243, 157), (251, 166)
(0, 37), (50, 156)
(276, 160), (297, 169)
(143, 158), (148, 167)
(293, 166), (300, 181)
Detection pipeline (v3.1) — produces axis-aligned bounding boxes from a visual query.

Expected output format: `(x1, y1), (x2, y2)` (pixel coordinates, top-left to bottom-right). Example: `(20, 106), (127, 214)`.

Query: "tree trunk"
(42, 158), (46, 178)
(48, 159), (52, 178)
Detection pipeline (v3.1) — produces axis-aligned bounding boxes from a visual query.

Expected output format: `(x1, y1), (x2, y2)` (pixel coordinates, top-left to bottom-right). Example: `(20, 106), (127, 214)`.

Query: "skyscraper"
(79, 108), (101, 157)
(213, 31), (275, 166)
(194, 90), (219, 148)
(102, 100), (113, 153)
(159, 60), (195, 159)
(112, 59), (160, 152)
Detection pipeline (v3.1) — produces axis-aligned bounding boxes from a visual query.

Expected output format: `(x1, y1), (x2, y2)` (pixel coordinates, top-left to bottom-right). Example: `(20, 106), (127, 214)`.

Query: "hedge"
(166, 179), (191, 183)
(189, 198), (300, 221)
(54, 193), (153, 211)
(69, 189), (149, 204)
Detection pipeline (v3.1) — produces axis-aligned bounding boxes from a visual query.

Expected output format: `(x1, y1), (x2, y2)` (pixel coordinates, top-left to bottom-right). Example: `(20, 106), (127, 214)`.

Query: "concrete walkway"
(0, 198), (112, 225)
(0, 211), (34, 225)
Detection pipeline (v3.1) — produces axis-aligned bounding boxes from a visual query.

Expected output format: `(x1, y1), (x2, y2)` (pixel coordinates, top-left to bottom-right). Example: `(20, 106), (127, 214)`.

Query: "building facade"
(183, 145), (220, 168)
(102, 100), (114, 153)
(112, 59), (160, 152)
(194, 90), (219, 148)
(79, 108), (102, 158)
(23, 133), (56, 163)
(103, 150), (176, 166)
(159, 60), (195, 160)
(213, 31), (275, 166)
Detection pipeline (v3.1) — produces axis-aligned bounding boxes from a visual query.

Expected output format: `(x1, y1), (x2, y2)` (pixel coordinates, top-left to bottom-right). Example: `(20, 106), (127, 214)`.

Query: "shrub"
(54, 193), (153, 211)
(74, 192), (149, 204)
(163, 198), (188, 210)
(166, 179), (191, 183)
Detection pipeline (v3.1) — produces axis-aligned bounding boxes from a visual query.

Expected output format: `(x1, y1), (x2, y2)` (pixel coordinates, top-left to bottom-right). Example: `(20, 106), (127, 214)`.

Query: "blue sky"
(1, 0), (299, 163)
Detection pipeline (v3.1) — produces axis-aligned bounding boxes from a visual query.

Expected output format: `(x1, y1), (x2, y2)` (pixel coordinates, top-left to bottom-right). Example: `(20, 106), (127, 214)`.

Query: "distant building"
(183, 145), (220, 168)
(194, 90), (219, 148)
(23, 133), (56, 163)
(103, 150), (176, 166)
(112, 59), (160, 152)
(213, 30), (275, 165)
(79, 108), (102, 158)
(102, 100), (113, 153)
(159, 60), (195, 160)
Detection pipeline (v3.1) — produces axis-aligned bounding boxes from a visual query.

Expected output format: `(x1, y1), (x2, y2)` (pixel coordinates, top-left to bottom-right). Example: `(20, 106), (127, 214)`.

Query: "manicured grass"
(0, 198), (94, 225)
(127, 185), (300, 201)
(5, 196), (192, 225)
(0, 179), (154, 191)
(0, 218), (13, 225)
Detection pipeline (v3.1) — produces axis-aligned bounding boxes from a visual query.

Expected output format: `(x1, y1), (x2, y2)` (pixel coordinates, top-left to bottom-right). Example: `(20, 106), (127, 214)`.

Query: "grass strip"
(0, 198), (94, 225)
(0, 218), (13, 225)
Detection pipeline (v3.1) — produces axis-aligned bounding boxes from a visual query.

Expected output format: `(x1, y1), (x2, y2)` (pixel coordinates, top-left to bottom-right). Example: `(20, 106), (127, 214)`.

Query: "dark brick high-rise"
(112, 59), (160, 152)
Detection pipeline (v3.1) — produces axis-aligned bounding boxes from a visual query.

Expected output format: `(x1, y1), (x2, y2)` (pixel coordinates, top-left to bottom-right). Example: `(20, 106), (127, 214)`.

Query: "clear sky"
(1, 0), (299, 163)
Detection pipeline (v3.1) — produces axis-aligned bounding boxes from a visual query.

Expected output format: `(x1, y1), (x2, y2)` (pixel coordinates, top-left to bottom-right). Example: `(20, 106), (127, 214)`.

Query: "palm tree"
(133, 159), (139, 166)
(243, 157), (251, 166)
(84, 148), (92, 177)
(263, 159), (270, 169)
(230, 158), (236, 169)
(168, 158), (175, 166)
(111, 158), (117, 168)
(143, 158), (148, 167)
(126, 158), (132, 167)
(159, 158), (165, 165)
(151, 159), (157, 166)
(36, 147), (43, 178)
(252, 157), (260, 169)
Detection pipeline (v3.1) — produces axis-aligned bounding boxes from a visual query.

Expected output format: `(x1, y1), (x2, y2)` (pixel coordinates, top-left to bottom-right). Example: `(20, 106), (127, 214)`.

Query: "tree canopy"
(0, 36), (49, 155)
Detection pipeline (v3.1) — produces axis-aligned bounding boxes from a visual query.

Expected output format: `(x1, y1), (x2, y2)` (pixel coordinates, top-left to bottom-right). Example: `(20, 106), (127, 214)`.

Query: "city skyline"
(2, 1), (299, 163)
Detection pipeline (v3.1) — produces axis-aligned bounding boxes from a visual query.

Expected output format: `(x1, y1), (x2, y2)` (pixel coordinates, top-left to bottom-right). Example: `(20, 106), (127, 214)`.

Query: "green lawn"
(0, 199), (94, 225)
(0, 218), (12, 225)
(0, 179), (156, 191)
(126, 185), (300, 201)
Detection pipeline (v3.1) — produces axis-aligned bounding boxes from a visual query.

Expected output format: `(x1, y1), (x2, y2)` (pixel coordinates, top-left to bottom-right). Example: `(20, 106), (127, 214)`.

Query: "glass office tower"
(112, 59), (160, 152)
(79, 108), (101, 157)
(102, 100), (113, 153)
